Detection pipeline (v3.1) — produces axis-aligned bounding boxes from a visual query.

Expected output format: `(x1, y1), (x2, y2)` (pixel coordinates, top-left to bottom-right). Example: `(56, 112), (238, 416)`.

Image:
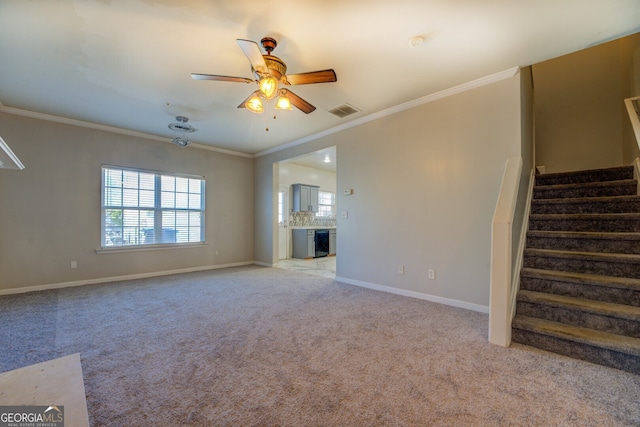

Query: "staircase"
(511, 165), (640, 374)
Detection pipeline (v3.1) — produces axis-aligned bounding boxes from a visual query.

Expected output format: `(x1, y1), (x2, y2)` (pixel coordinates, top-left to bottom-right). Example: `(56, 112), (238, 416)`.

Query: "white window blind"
(102, 166), (205, 248)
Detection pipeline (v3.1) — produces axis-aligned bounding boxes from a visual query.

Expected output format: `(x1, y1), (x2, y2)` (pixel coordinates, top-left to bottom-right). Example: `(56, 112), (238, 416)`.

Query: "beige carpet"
(1, 265), (639, 426)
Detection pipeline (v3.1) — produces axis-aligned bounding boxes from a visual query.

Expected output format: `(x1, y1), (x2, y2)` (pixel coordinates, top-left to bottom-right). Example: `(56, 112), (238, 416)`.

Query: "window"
(317, 191), (335, 217)
(278, 191), (285, 224)
(102, 166), (205, 248)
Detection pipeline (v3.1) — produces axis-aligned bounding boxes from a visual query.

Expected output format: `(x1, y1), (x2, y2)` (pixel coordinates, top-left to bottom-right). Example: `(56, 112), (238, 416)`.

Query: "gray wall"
(534, 32), (640, 173)
(0, 113), (254, 291)
(255, 72), (525, 308)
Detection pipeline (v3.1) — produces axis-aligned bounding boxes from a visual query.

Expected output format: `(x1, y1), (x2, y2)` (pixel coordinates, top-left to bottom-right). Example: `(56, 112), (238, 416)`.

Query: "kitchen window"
(101, 166), (205, 248)
(317, 191), (335, 217)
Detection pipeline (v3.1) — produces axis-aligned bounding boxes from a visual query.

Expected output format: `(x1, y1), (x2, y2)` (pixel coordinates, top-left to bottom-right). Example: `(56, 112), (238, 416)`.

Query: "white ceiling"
(286, 146), (336, 172)
(1, 1), (639, 162)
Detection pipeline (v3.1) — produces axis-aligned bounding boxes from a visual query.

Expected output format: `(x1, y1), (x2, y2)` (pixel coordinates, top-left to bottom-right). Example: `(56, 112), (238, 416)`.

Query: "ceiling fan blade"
(283, 89), (316, 114)
(236, 39), (268, 74)
(191, 73), (254, 84)
(285, 69), (337, 85)
(237, 90), (261, 109)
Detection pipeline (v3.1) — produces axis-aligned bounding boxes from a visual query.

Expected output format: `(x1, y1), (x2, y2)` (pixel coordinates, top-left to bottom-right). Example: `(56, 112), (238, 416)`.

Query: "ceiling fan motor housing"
(261, 37), (277, 53)
(260, 56), (287, 80)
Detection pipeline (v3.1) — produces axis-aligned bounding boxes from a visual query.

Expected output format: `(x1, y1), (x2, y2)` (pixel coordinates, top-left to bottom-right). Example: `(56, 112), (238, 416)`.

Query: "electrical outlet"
(398, 265), (404, 275)
(428, 269), (435, 280)
(71, 261), (77, 269)
(341, 210), (349, 219)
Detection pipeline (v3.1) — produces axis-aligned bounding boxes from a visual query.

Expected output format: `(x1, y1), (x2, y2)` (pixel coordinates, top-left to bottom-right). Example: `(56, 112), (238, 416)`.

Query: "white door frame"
(278, 184), (289, 260)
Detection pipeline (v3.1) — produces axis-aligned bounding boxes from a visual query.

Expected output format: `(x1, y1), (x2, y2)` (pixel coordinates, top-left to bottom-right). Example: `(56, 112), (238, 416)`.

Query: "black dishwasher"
(314, 229), (330, 258)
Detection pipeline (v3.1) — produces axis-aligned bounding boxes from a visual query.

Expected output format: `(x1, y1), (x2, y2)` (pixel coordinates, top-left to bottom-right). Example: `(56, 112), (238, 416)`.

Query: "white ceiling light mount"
(168, 116), (197, 147)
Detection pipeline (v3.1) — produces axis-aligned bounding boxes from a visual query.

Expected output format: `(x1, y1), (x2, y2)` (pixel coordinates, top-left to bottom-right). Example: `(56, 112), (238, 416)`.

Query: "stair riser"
(525, 235), (640, 254)
(534, 185), (637, 199)
(523, 255), (640, 279)
(511, 329), (640, 375)
(535, 168), (635, 186)
(531, 200), (640, 215)
(516, 301), (640, 337)
(519, 276), (640, 307)
(528, 218), (640, 233)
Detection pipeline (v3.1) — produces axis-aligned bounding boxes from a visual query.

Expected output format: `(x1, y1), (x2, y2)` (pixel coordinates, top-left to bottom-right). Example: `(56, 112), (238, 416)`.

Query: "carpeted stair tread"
(534, 179), (637, 192)
(521, 268), (640, 292)
(524, 247), (640, 263)
(525, 230), (640, 254)
(533, 180), (637, 199)
(517, 290), (640, 322)
(530, 213), (640, 220)
(535, 166), (634, 186)
(526, 230), (640, 241)
(523, 248), (640, 278)
(528, 213), (640, 233)
(512, 315), (640, 357)
(520, 268), (640, 306)
(531, 195), (640, 214)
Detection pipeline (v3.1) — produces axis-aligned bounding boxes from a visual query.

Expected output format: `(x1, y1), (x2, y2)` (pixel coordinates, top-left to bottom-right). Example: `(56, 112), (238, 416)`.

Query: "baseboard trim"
(253, 261), (276, 268)
(335, 276), (489, 314)
(0, 261), (257, 296)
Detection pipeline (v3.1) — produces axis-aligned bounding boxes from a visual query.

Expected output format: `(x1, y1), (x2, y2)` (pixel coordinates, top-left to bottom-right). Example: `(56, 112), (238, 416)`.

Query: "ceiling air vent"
(328, 103), (361, 119)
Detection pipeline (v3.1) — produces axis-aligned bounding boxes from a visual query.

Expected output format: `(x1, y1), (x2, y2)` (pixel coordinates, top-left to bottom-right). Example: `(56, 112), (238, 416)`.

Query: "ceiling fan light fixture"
(193, 37), (337, 116)
(275, 93), (292, 110)
(245, 94), (264, 113)
(258, 75), (278, 100)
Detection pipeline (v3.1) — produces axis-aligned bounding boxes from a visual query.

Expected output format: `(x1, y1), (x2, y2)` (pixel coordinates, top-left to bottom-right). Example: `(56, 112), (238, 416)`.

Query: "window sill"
(96, 242), (208, 254)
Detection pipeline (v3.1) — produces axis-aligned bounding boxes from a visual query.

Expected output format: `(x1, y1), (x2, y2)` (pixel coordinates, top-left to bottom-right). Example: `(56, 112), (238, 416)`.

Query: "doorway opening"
(276, 146), (337, 279)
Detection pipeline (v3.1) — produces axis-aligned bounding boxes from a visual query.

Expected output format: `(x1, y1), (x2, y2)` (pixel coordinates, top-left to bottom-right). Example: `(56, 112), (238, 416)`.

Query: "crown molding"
(0, 105), (252, 158)
(256, 67), (521, 157)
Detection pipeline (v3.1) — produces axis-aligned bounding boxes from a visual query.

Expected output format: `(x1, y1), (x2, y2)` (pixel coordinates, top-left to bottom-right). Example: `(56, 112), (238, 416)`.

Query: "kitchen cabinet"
(292, 229), (315, 259)
(292, 184), (319, 212)
(329, 229), (336, 255)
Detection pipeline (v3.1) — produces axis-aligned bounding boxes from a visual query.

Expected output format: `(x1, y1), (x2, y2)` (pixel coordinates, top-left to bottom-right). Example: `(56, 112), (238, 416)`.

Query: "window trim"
(100, 165), (205, 250)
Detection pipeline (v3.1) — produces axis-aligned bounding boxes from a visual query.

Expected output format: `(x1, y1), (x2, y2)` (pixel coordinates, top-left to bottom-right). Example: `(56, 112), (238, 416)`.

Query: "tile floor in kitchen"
(278, 256), (336, 279)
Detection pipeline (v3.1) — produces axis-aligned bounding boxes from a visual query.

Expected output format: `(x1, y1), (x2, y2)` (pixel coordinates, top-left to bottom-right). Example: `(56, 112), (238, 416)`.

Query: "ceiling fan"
(191, 37), (337, 114)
